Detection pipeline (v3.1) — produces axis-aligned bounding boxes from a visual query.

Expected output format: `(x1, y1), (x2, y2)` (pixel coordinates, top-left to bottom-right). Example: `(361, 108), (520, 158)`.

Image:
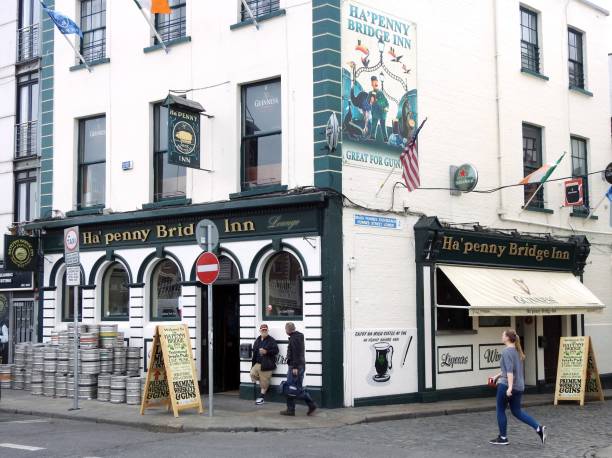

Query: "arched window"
(217, 256), (239, 283)
(62, 270), (82, 322)
(102, 263), (129, 321)
(263, 252), (302, 319)
(151, 259), (181, 321)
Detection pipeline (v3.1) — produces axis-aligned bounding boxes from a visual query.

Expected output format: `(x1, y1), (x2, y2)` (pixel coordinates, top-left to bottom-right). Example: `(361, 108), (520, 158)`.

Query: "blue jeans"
(286, 367), (314, 411)
(496, 383), (540, 437)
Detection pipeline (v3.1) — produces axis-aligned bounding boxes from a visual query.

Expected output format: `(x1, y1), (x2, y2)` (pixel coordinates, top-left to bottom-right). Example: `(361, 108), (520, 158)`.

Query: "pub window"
(154, 103), (186, 201)
(62, 270), (83, 322)
(241, 79), (282, 191)
(102, 263), (129, 321)
(520, 7), (540, 73)
(568, 28), (584, 89)
(241, 0), (280, 21)
(150, 259), (181, 321)
(435, 268), (472, 332)
(263, 252), (302, 319)
(570, 136), (589, 213)
(78, 116), (106, 209)
(154, 0), (186, 43)
(14, 169), (38, 223)
(80, 0), (106, 63)
(522, 123), (544, 208)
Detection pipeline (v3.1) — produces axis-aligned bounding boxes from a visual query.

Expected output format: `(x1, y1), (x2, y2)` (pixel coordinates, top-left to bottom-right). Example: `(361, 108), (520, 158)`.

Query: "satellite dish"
(325, 113), (340, 152)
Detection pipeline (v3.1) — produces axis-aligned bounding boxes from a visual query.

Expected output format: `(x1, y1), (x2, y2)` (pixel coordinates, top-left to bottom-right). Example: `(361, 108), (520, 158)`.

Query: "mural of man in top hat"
(368, 75), (389, 143)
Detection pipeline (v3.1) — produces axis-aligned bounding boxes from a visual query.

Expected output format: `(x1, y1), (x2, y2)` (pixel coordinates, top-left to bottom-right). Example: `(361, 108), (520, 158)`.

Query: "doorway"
(201, 256), (240, 393)
(543, 315), (562, 384)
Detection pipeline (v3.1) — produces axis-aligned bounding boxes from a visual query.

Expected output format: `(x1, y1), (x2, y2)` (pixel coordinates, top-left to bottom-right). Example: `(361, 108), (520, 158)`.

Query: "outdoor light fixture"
(378, 37), (385, 54)
(379, 72), (385, 84)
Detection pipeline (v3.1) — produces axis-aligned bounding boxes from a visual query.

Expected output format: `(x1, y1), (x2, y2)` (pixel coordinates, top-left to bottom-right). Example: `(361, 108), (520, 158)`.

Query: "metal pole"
(207, 224), (213, 417)
(72, 285), (79, 410)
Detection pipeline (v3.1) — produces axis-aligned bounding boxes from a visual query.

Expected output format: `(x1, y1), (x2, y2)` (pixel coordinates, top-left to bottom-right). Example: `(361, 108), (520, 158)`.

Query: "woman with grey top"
(489, 328), (547, 446)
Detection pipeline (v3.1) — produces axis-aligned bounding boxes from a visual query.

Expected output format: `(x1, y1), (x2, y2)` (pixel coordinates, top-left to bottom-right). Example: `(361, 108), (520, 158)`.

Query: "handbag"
(487, 376), (497, 388)
(279, 380), (299, 397)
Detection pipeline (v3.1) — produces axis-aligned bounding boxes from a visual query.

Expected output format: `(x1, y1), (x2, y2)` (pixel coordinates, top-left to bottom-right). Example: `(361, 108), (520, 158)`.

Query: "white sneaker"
(255, 397), (265, 405)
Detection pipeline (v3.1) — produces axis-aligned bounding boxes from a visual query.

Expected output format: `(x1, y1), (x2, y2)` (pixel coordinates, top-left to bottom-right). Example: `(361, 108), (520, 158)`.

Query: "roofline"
(575, 0), (610, 16)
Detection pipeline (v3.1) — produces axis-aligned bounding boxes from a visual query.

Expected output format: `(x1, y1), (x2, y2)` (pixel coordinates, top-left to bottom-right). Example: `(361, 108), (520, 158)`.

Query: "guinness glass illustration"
(373, 342), (393, 382)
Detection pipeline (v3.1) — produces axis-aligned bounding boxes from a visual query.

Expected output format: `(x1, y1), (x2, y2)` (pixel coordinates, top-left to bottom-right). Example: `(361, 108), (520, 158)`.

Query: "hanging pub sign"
(3, 235), (38, 272)
(604, 162), (612, 185)
(0, 268), (34, 291)
(564, 178), (583, 207)
(164, 94), (205, 170)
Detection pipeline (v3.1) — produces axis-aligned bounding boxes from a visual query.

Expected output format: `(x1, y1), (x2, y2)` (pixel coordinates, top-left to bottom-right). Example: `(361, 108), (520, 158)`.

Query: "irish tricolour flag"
(519, 152), (566, 185)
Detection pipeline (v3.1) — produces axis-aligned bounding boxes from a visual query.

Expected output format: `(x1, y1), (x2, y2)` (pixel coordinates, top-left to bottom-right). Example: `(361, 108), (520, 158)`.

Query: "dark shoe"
(307, 404), (317, 416)
(279, 410), (295, 416)
(537, 425), (547, 445)
(489, 436), (509, 445)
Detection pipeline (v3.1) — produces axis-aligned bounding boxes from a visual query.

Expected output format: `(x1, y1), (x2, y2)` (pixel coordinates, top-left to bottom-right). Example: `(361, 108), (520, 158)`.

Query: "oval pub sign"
(454, 164), (479, 192)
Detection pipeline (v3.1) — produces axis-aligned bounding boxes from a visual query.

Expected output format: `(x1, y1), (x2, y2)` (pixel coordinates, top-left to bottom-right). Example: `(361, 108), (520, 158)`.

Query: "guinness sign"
(165, 94), (205, 170)
(4, 235), (38, 271)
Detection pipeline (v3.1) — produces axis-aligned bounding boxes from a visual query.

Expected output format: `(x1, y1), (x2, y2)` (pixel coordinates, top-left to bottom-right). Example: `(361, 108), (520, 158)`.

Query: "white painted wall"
(0, 0), (18, 258)
(51, 0), (314, 213)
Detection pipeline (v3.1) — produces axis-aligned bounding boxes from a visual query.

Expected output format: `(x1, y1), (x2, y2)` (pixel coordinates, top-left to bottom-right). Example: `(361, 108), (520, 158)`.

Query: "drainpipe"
(493, 0), (504, 216)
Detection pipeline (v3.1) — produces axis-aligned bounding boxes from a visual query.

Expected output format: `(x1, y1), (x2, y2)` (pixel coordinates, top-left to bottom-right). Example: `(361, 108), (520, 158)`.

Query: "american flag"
(400, 118), (427, 192)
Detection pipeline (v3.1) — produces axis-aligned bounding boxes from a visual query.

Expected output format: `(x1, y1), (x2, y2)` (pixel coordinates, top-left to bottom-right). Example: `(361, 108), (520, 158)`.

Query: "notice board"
(141, 324), (203, 417)
(554, 336), (603, 406)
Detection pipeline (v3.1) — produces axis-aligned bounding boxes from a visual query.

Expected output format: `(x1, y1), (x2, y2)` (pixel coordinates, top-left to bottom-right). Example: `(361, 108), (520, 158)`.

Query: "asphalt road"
(1, 401), (611, 457)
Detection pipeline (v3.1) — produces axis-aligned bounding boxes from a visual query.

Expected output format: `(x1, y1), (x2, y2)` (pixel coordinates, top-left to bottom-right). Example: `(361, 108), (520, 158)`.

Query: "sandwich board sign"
(554, 336), (603, 406)
(141, 324), (203, 417)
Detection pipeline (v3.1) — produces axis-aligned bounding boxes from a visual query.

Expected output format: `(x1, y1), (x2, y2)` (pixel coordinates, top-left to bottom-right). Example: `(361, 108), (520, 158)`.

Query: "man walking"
(250, 323), (279, 405)
(280, 322), (317, 416)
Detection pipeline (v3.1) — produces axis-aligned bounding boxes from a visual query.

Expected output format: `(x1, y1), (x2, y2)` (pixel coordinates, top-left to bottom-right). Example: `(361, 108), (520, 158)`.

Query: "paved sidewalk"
(0, 388), (609, 433)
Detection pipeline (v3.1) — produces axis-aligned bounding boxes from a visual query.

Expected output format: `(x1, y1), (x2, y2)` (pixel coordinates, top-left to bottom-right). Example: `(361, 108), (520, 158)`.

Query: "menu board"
(141, 325), (203, 417)
(140, 335), (170, 414)
(554, 336), (603, 406)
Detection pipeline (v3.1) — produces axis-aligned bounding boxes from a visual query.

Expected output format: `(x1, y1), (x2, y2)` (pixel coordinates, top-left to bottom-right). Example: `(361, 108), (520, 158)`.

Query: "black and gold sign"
(165, 94), (205, 170)
(4, 235), (38, 271)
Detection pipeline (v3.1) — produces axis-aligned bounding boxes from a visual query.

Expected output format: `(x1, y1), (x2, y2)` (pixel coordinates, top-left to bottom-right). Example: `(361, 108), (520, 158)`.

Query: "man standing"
(368, 75), (389, 143)
(280, 322), (317, 416)
(250, 323), (279, 405)
(0, 319), (9, 364)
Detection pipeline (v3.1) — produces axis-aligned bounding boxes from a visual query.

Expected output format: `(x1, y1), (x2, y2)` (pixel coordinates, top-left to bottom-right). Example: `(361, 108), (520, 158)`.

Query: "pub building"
(413, 216), (604, 400)
(26, 190), (342, 406)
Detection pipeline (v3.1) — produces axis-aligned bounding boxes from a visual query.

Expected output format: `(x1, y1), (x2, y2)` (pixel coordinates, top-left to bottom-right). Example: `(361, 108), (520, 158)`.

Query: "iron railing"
(241, 0), (280, 21)
(17, 24), (39, 63)
(14, 121), (38, 158)
(521, 41), (540, 74)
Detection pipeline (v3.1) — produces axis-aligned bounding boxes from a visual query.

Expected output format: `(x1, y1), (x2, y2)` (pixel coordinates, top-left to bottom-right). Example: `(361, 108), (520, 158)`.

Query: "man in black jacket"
(280, 322), (317, 416)
(250, 323), (279, 405)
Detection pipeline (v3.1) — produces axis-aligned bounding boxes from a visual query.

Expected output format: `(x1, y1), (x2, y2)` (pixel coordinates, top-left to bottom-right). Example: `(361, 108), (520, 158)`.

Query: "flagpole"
(132, 0), (169, 53)
(519, 181), (545, 214)
(585, 193), (607, 220)
(61, 33), (91, 72)
(240, 0), (260, 29)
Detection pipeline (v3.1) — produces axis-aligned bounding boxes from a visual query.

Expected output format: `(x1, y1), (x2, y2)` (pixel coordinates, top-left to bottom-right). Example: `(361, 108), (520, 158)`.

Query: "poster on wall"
(351, 328), (418, 399)
(342, 2), (417, 165)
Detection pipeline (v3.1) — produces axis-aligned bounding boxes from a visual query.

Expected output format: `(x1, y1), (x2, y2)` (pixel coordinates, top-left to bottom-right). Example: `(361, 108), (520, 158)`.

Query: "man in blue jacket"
(280, 322), (317, 416)
(250, 323), (279, 405)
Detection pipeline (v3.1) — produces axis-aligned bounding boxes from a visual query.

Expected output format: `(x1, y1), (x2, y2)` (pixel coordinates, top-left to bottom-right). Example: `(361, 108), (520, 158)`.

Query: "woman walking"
(489, 328), (547, 446)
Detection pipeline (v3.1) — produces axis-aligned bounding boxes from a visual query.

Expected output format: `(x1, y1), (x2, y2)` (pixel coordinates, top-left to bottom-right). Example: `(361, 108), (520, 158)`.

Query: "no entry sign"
(196, 252), (220, 285)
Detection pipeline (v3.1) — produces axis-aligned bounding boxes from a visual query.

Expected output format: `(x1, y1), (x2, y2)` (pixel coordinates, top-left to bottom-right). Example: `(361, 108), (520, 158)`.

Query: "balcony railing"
(17, 24), (39, 63)
(15, 121), (38, 159)
(241, 0), (280, 21)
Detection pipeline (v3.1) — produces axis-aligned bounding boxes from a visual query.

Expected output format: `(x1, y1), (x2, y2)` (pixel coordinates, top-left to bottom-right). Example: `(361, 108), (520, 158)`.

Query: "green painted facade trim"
(69, 57), (110, 72)
(522, 206), (554, 214)
(239, 383), (322, 404)
(141, 198), (192, 209)
(40, 0), (55, 219)
(569, 85), (594, 97)
(520, 68), (550, 81)
(143, 36), (191, 53)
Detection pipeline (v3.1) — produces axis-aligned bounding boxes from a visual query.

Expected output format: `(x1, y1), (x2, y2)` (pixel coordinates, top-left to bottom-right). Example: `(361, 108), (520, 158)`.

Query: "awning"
(437, 265), (605, 316)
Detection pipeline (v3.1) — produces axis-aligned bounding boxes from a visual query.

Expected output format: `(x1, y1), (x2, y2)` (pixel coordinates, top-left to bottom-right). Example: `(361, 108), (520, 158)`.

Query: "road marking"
(0, 443), (46, 451)
(2, 419), (48, 424)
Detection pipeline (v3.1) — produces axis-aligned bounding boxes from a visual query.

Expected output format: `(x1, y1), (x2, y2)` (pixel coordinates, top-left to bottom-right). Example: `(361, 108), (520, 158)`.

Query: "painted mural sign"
(437, 345), (473, 374)
(352, 328), (417, 399)
(342, 2), (417, 161)
(479, 344), (505, 370)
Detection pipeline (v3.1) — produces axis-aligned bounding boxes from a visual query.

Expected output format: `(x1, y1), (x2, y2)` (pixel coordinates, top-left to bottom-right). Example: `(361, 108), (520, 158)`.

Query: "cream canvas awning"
(437, 265), (605, 316)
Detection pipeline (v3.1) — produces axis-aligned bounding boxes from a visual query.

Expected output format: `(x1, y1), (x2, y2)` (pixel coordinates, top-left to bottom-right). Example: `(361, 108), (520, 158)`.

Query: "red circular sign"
(196, 252), (220, 285)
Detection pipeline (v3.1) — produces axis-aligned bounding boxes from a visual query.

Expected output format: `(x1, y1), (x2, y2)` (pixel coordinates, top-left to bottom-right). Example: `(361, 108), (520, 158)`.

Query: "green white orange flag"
(136, 0), (171, 14)
(519, 152), (566, 185)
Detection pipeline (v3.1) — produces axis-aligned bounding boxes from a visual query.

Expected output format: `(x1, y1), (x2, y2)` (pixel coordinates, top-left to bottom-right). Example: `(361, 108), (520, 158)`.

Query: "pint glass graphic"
(373, 342), (393, 382)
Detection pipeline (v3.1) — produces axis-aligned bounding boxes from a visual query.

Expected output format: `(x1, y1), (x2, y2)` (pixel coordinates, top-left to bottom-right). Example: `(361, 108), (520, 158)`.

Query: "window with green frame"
(102, 263), (129, 321)
(263, 252), (302, 320)
(62, 270), (82, 322)
(150, 259), (181, 321)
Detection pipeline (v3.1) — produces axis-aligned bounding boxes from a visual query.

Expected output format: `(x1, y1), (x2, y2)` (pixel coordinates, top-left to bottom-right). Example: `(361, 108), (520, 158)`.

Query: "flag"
(606, 186), (612, 203)
(519, 152), (566, 185)
(41, 3), (83, 37)
(137, 0), (172, 14)
(400, 118), (427, 192)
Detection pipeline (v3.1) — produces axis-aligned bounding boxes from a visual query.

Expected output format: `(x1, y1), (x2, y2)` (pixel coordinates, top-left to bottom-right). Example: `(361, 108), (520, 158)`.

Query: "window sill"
(142, 198), (192, 210)
(263, 316), (303, 322)
(570, 211), (597, 220)
(69, 57), (110, 72)
(520, 68), (550, 81)
(569, 85), (593, 97)
(66, 205), (104, 217)
(436, 330), (478, 336)
(143, 36), (191, 54)
(230, 9), (286, 30)
(150, 318), (182, 322)
(522, 206), (554, 214)
(230, 184), (287, 199)
(101, 317), (130, 322)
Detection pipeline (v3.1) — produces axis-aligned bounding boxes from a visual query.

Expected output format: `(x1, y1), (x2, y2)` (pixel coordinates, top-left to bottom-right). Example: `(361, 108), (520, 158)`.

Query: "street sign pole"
(207, 224), (214, 417)
(73, 284), (79, 410)
(64, 226), (80, 411)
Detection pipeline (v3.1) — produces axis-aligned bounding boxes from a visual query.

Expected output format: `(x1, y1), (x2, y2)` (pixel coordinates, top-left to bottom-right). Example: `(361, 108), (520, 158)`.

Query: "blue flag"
(606, 186), (612, 202)
(43, 4), (83, 37)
